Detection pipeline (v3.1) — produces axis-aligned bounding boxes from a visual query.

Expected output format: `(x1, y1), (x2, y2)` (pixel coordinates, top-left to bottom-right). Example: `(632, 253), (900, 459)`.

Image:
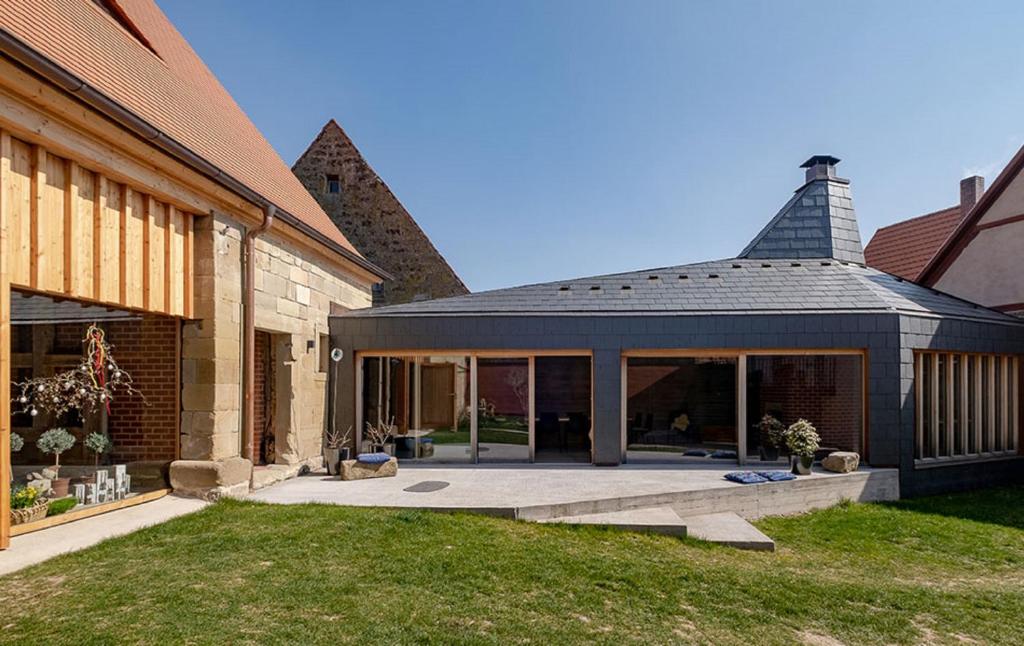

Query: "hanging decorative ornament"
(29, 408), (38, 417)
(18, 395), (26, 403)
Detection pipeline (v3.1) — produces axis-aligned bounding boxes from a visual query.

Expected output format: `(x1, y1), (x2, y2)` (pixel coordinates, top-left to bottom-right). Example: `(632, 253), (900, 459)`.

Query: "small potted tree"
(8, 432), (23, 484)
(785, 419), (820, 476)
(364, 420), (396, 455)
(323, 425), (352, 476)
(757, 414), (786, 462)
(84, 432), (113, 467)
(36, 427), (76, 497)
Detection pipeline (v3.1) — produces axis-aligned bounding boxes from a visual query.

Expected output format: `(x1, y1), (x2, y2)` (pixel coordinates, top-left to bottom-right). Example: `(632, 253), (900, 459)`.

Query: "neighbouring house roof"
(920, 143), (1024, 284)
(347, 258), (1017, 324)
(864, 205), (961, 281)
(0, 0), (370, 266)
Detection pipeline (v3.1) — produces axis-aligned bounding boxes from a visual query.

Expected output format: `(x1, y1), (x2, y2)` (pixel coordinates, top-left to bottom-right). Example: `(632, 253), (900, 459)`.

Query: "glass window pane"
(626, 356), (737, 464)
(747, 354), (863, 464)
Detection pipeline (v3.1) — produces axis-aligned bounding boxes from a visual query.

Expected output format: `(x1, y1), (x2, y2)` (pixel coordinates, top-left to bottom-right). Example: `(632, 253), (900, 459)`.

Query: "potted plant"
(757, 414), (786, 461)
(10, 484), (46, 525)
(84, 432), (113, 466)
(323, 425), (353, 476)
(36, 427), (76, 497)
(785, 419), (820, 476)
(365, 420), (396, 455)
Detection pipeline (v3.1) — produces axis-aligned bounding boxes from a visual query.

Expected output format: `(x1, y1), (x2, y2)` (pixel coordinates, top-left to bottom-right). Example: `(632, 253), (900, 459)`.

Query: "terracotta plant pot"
(50, 476), (71, 498)
(792, 455), (813, 476)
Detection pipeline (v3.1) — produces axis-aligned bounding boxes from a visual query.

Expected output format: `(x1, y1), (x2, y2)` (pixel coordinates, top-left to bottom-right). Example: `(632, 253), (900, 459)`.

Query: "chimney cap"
(800, 155), (841, 169)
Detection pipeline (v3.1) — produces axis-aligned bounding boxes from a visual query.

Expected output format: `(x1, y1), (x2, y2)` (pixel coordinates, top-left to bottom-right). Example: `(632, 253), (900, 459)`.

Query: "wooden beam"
(1001, 355), (1010, 451)
(737, 354), (747, 466)
(10, 489), (171, 537)
(1014, 357), (1020, 453)
(164, 204), (173, 315)
(0, 130), (13, 549)
(930, 353), (940, 458)
(28, 144), (44, 288)
(62, 159), (75, 294)
(142, 194), (152, 310)
(915, 354), (924, 458)
(183, 215), (193, 318)
(119, 184), (128, 305)
(988, 356), (997, 453)
(469, 356), (478, 463)
(959, 353), (969, 455)
(946, 353), (955, 456)
(92, 173), (104, 300)
(620, 356), (628, 462)
(974, 355), (983, 454)
(528, 356), (536, 463)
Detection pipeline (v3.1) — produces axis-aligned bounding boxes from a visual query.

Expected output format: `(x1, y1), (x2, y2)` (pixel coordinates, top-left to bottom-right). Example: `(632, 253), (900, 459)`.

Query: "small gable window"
(326, 174), (341, 194)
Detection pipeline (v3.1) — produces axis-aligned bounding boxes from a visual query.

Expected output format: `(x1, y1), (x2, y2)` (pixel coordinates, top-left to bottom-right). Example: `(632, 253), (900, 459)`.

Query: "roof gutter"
(0, 27), (390, 282)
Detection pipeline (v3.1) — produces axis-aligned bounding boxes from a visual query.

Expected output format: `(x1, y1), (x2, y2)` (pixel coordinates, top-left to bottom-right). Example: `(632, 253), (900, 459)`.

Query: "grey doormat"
(403, 481), (450, 493)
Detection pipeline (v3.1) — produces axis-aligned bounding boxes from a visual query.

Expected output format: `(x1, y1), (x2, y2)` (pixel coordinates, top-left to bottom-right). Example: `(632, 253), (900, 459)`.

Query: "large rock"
(340, 457), (397, 481)
(822, 452), (860, 473)
(170, 457), (253, 500)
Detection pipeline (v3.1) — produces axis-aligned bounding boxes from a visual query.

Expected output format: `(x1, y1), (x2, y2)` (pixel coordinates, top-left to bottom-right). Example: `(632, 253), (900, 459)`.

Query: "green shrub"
(46, 498), (78, 517)
(758, 414), (787, 448)
(785, 419), (821, 458)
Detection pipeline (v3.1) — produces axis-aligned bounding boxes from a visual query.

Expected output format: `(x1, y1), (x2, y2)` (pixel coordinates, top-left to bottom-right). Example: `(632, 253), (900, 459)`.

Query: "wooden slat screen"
(914, 351), (1020, 462)
(1, 131), (194, 317)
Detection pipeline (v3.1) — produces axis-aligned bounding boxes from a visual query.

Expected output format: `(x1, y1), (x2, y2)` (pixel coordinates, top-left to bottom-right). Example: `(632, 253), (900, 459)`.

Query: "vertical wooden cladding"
(2, 132), (194, 317)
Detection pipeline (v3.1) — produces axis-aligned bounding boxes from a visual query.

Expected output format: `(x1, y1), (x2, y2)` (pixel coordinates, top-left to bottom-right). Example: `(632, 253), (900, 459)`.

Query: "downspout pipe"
(241, 204), (275, 463)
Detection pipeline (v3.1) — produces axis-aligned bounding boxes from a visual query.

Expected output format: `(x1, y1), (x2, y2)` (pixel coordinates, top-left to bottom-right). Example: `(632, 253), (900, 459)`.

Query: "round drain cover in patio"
(403, 481), (450, 493)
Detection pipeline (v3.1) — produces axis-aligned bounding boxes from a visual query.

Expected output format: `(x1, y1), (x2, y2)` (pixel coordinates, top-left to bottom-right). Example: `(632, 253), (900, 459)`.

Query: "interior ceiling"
(10, 290), (140, 324)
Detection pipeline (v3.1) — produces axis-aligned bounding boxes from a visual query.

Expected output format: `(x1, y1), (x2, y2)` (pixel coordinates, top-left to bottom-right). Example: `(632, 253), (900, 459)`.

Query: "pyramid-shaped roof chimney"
(739, 156), (865, 264)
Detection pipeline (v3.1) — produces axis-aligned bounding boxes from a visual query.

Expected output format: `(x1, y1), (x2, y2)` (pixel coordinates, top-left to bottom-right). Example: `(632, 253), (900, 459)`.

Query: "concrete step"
(539, 506), (687, 537)
(679, 511), (775, 551)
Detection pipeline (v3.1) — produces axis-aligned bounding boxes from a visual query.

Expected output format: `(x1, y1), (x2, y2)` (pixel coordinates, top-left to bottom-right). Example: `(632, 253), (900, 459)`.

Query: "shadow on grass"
(880, 484), (1024, 530)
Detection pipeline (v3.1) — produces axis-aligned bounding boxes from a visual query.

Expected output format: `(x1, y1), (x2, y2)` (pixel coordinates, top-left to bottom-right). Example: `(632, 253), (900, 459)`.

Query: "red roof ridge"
(872, 204), (959, 233)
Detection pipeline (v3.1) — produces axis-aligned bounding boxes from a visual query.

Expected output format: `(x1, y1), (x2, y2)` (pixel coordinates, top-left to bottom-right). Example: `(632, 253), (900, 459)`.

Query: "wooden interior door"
(420, 363), (455, 428)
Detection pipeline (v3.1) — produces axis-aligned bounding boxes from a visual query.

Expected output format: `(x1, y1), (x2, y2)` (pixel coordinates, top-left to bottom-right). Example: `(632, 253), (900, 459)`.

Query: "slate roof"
(864, 205), (961, 281)
(346, 258), (1018, 323)
(0, 0), (361, 256)
(11, 291), (139, 324)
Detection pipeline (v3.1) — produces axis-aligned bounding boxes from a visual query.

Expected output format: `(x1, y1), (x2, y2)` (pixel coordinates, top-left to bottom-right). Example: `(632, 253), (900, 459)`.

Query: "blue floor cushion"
(682, 449), (709, 457)
(756, 470), (796, 482)
(356, 453), (392, 464)
(710, 450), (738, 460)
(724, 471), (768, 484)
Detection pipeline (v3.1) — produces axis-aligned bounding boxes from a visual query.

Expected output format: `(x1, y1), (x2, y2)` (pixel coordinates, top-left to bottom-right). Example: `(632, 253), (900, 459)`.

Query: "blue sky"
(161, 0), (1024, 292)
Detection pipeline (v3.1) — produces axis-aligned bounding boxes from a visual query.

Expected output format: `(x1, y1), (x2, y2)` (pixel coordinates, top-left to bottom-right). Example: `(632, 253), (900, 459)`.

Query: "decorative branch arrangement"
(364, 418), (396, 449)
(325, 425), (353, 450)
(12, 324), (144, 419)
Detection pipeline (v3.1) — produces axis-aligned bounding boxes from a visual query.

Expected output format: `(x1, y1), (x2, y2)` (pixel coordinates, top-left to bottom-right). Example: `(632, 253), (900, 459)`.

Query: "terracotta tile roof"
(0, 0), (360, 256)
(864, 206), (962, 280)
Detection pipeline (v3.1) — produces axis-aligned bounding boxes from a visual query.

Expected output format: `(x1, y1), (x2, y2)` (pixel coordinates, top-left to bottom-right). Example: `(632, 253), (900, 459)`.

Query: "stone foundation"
(169, 457), (253, 500)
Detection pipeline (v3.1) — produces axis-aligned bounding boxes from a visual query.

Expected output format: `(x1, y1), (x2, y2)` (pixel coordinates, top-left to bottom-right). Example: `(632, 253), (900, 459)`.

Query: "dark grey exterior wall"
(329, 311), (1024, 494)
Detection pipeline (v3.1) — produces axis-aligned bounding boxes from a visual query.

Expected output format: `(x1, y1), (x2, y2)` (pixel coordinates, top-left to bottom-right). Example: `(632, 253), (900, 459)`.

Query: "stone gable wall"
(292, 122), (468, 306)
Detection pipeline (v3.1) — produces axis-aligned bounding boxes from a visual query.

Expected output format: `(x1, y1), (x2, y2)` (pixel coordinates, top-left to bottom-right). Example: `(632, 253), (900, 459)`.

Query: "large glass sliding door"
(534, 356), (592, 463)
(358, 353), (592, 464)
(625, 356), (738, 463)
(360, 355), (472, 463)
(477, 358), (530, 462)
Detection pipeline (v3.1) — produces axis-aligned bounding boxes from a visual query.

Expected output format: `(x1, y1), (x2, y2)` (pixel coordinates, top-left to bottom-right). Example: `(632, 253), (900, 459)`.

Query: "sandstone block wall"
(180, 212), (372, 465)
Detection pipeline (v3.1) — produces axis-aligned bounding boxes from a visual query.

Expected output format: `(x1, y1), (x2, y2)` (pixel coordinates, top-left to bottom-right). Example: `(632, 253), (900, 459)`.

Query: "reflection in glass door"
(477, 358), (530, 462)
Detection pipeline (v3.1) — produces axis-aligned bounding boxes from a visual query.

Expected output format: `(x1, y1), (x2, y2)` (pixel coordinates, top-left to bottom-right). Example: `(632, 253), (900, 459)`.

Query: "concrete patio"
(249, 462), (899, 522)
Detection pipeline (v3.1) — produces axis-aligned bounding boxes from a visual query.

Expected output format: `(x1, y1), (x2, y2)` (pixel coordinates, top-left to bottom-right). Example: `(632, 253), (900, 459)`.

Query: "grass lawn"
(2, 486), (1023, 644)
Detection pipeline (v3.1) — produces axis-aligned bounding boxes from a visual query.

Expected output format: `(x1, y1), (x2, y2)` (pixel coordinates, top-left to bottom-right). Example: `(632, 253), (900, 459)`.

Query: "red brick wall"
(101, 318), (180, 463)
(747, 355), (862, 453)
(253, 331), (271, 464)
(477, 361), (528, 416)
